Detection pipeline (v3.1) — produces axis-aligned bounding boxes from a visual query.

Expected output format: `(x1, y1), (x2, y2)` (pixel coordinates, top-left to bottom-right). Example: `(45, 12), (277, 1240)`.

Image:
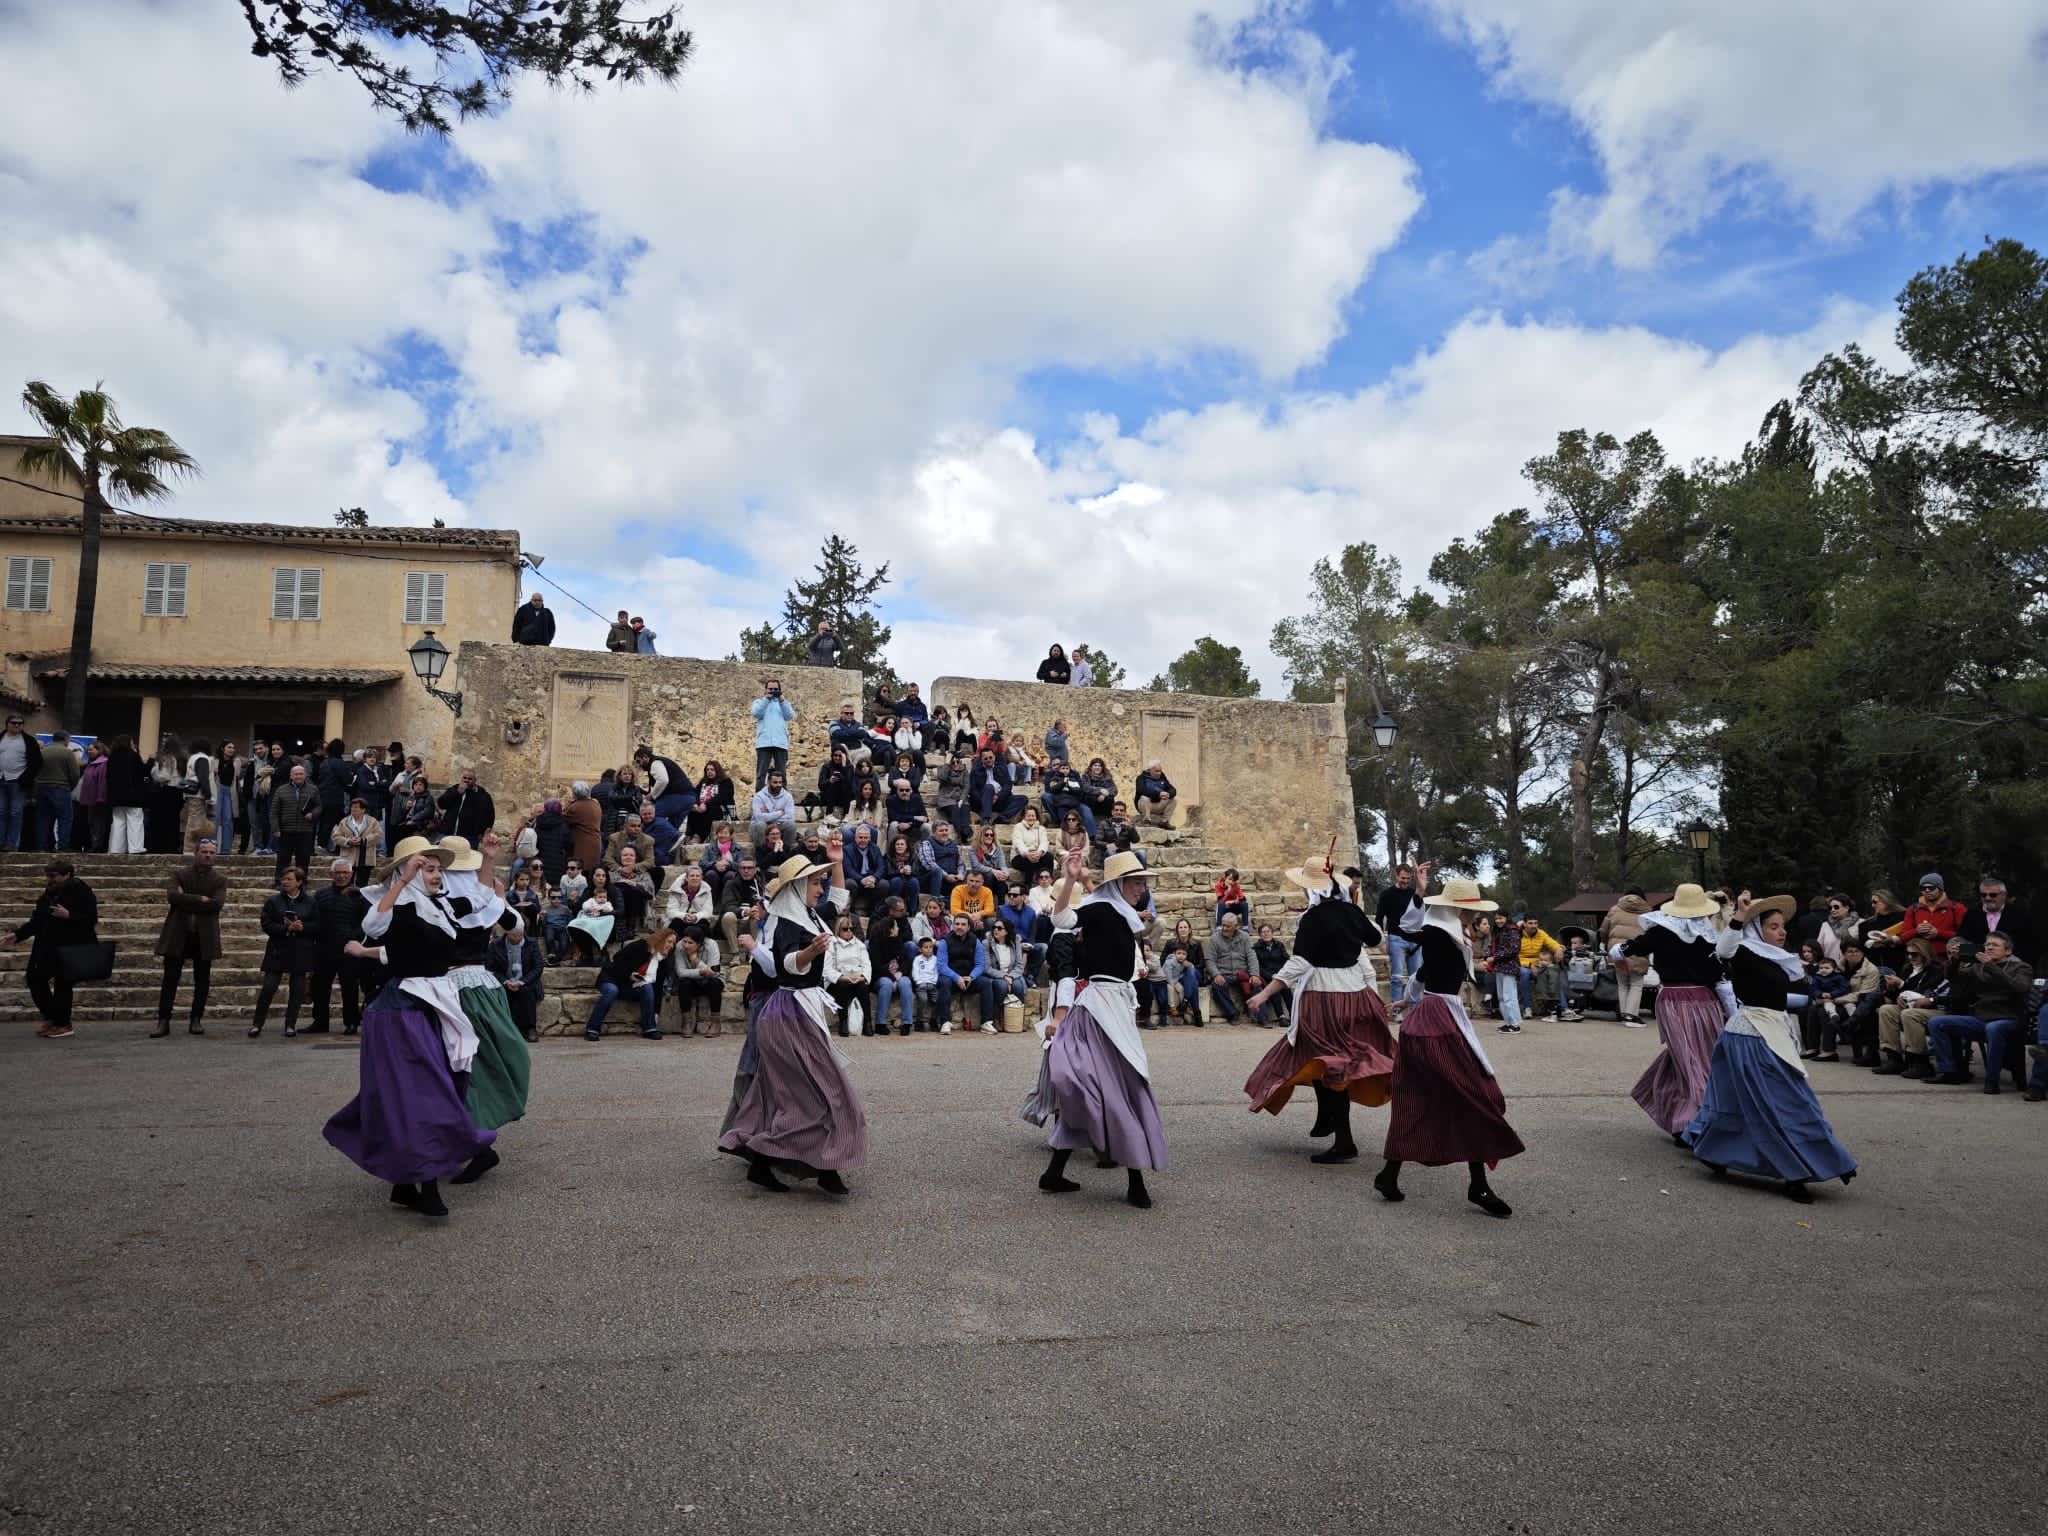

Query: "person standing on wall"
(751, 679), (797, 788)
(511, 591), (556, 646)
(806, 620), (843, 668)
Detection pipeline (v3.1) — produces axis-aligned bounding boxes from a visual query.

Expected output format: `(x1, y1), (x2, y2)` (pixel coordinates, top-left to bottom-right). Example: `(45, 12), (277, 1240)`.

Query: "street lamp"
(407, 630), (463, 718)
(1371, 712), (1399, 751)
(1687, 818), (1712, 886)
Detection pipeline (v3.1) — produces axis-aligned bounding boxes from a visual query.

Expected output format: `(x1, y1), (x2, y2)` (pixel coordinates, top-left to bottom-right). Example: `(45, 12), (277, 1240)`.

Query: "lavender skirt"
(718, 988), (868, 1175)
(1046, 1002), (1167, 1171)
(1630, 985), (1723, 1136)
(323, 982), (495, 1185)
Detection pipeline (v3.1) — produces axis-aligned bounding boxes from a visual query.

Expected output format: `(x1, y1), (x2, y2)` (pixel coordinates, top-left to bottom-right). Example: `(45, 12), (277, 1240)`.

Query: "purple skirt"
(1382, 993), (1523, 1168)
(1630, 985), (1724, 1136)
(1046, 1001), (1167, 1171)
(718, 988), (868, 1175)
(323, 983), (495, 1186)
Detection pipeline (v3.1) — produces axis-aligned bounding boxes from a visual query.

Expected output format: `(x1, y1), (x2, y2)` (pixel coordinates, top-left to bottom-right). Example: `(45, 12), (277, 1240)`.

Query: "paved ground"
(3, 1015), (2043, 1535)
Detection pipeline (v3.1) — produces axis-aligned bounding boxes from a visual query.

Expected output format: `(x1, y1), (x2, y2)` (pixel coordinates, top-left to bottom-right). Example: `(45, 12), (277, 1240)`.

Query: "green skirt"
(460, 982), (531, 1131)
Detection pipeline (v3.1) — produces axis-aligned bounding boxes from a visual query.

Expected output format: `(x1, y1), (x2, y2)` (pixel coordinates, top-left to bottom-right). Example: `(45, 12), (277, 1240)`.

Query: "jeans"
(1213, 899), (1249, 930)
(1929, 1013), (2016, 1081)
(980, 974), (1028, 1023)
(1518, 964), (1535, 1011)
(35, 784), (74, 852)
(250, 794), (272, 851)
(214, 784), (236, 851)
(753, 746), (788, 786)
(1043, 797), (1095, 837)
(1385, 934), (1421, 1004)
(1208, 975), (1243, 1021)
(0, 778), (26, 848)
(1497, 975), (1524, 1030)
(874, 975), (915, 1031)
(652, 791), (695, 827)
(586, 980), (659, 1037)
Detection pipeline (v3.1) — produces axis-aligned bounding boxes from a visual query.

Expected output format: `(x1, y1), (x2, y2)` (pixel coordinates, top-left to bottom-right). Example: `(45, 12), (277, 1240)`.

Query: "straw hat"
(764, 853), (831, 899)
(1285, 855), (1352, 893)
(1100, 849), (1148, 884)
(437, 835), (483, 873)
(1423, 877), (1498, 913)
(1660, 882), (1719, 918)
(1741, 893), (1798, 926)
(388, 835), (452, 867)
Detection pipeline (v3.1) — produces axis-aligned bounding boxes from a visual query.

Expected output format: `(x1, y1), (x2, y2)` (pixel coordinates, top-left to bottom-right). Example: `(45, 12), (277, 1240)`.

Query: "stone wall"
(929, 676), (1354, 871)
(449, 644), (862, 824)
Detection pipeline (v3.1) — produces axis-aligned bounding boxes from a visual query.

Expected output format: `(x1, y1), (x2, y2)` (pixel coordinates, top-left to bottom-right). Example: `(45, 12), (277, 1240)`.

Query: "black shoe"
(150, 1020), (170, 1038)
(1125, 1173), (1152, 1209)
(520, 1027), (538, 1043)
(303, 1023), (330, 1035)
(344, 1024), (359, 1036)
(1310, 1145), (1358, 1164)
(1038, 1171), (1080, 1194)
(188, 1020), (205, 1035)
(1467, 1186), (1512, 1218)
(283, 1024), (296, 1039)
(1932, 1071), (1972, 1086)
(1872, 1052), (1906, 1076)
(414, 1181), (449, 1218)
(818, 1171), (849, 1195)
(746, 1157), (789, 1193)
(248, 1024), (263, 1038)
(390, 1183), (421, 1208)
(1901, 1056), (1934, 1080)
(1371, 1168), (1405, 1203)
(2025, 1086), (2046, 1103)
(450, 1147), (500, 1185)
(1783, 1181), (1814, 1204)
(1983, 1080), (2001, 1095)
(641, 1028), (663, 1040)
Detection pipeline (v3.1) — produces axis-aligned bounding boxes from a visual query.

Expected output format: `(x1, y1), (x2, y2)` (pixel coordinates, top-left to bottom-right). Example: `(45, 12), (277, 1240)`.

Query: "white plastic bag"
(846, 998), (865, 1037)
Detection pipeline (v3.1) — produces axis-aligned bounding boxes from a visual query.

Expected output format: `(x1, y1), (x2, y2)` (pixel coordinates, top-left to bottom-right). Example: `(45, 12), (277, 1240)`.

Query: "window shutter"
(165, 562), (188, 617)
(6, 557), (52, 612)
(425, 571), (444, 624)
(5, 557), (26, 610)
(272, 567), (296, 620)
(144, 562), (187, 617)
(144, 563), (165, 616)
(297, 567), (322, 621)
(404, 570), (446, 625)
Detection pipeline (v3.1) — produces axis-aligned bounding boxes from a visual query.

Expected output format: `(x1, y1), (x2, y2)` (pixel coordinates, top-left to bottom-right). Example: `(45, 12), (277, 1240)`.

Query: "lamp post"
(1687, 818), (1712, 887)
(1371, 712), (1398, 751)
(407, 630), (463, 717)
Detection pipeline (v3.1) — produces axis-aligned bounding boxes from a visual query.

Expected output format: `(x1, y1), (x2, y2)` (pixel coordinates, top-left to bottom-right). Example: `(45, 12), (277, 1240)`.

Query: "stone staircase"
(1, 822), (1317, 1035)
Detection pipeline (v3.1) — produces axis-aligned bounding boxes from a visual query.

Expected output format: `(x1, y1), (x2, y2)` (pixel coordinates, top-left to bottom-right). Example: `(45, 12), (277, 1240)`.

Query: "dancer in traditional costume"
(1683, 892), (1857, 1202)
(438, 835), (531, 1185)
(718, 843), (869, 1194)
(1616, 882), (1728, 1143)
(1039, 848), (1166, 1208)
(1241, 852), (1396, 1164)
(1019, 929), (1078, 1134)
(323, 837), (495, 1219)
(1374, 864), (1522, 1217)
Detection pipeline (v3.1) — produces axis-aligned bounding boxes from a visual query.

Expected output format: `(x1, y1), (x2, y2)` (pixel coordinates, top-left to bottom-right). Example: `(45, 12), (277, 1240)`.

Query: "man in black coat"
(3, 858), (99, 1037)
(512, 592), (557, 646)
(1960, 876), (2032, 962)
(437, 768), (497, 843)
(308, 858), (375, 1035)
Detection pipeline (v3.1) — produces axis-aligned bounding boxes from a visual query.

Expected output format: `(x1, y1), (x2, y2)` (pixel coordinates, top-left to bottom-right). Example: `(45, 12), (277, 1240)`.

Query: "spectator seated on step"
(1091, 801), (1139, 866)
(1133, 760), (1177, 826)
(969, 748), (1024, 825)
(748, 771), (798, 846)
(935, 914), (987, 1031)
(1213, 869), (1249, 931)
(605, 813), (655, 874)
(949, 869), (997, 932)
(805, 747), (854, 822)
(828, 703), (873, 767)
(884, 778), (928, 845)
(1204, 912), (1257, 1023)
(1039, 759), (1090, 836)
(918, 821), (967, 902)
(1928, 933), (2035, 1092)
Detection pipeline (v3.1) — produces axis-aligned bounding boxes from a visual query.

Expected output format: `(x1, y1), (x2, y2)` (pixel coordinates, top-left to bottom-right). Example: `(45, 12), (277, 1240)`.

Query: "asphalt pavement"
(3, 1015), (2043, 1535)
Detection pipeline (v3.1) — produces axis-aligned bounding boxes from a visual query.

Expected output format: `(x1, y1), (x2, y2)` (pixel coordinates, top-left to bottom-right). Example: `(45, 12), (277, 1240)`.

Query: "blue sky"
(4, 0), (2046, 685)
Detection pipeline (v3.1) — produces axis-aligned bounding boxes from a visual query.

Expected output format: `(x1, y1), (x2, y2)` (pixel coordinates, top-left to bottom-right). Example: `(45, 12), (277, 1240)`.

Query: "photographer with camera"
(750, 678), (797, 788)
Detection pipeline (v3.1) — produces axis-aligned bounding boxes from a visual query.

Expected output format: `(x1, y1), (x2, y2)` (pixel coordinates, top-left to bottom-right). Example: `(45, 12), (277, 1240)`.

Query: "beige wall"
(450, 644), (862, 829)
(2, 519), (519, 767)
(930, 676), (1355, 871)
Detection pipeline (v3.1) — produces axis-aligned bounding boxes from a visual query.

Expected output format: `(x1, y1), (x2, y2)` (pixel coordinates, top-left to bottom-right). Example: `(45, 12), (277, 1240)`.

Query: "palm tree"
(16, 382), (197, 733)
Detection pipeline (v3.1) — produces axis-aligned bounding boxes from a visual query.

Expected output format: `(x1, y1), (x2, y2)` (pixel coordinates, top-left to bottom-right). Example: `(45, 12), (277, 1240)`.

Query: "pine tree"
(1146, 636), (1260, 697)
(739, 535), (895, 694)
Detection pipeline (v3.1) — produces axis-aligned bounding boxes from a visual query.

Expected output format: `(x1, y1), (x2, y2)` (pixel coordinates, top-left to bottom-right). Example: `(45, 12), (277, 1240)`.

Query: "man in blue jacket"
(828, 702), (872, 765)
(750, 680), (797, 785)
(918, 820), (966, 902)
(996, 883), (1044, 984)
(935, 913), (985, 1032)
(842, 822), (886, 917)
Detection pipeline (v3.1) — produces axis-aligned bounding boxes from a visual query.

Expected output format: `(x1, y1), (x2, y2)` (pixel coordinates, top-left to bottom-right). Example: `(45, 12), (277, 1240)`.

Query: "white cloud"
(890, 302), (1899, 689)
(1419, 0), (2048, 264)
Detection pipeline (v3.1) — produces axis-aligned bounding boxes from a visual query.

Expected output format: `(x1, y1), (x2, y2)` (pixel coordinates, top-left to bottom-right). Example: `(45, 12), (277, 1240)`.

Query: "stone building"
(0, 436), (522, 763)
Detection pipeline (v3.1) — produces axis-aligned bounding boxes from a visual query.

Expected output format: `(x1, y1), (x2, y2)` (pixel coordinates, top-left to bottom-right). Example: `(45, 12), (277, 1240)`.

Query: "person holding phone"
(751, 679), (797, 787)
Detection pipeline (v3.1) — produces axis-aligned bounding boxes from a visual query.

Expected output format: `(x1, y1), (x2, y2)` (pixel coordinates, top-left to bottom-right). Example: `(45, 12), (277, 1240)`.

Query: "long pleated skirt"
(1382, 992), (1524, 1168)
(1045, 1002), (1167, 1171)
(1244, 984), (1396, 1114)
(718, 989), (868, 1175)
(323, 981), (495, 1185)
(1684, 1029), (1857, 1185)
(459, 980), (532, 1132)
(1629, 984), (1723, 1135)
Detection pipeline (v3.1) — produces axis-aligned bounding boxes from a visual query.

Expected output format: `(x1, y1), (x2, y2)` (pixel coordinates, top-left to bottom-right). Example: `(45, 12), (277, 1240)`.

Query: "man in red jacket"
(1883, 873), (1971, 949)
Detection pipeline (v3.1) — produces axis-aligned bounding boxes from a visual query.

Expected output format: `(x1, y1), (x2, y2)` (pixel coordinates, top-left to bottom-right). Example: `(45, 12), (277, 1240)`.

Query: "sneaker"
(1496, 1022), (1521, 1034)
(583, 1030), (602, 1042)
(940, 1020), (954, 1035)
(1560, 1011), (1584, 1022)
(1622, 1018), (1648, 1029)
(40, 1024), (74, 1038)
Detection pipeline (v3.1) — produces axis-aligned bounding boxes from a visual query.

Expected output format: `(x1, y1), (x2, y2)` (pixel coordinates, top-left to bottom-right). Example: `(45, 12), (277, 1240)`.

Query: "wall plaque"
(549, 673), (631, 780)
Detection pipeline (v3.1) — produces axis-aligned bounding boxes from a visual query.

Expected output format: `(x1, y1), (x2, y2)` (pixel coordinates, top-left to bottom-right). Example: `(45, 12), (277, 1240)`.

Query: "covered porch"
(28, 660), (404, 758)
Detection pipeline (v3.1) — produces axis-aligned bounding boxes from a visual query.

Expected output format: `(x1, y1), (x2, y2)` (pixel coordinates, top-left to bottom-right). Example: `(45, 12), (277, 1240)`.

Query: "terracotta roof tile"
(30, 661), (404, 694)
(0, 510), (520, 553)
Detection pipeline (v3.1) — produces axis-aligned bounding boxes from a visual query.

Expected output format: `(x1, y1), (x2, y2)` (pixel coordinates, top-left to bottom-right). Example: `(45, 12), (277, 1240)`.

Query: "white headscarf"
(442, 869), (509, 931)
(767, 865), (828, 939)
(1739, 920), (1807, 981)
(360, 874), (456, 939)
(1640, 909), (1720, 944)
(1082, 876), (1147, 934)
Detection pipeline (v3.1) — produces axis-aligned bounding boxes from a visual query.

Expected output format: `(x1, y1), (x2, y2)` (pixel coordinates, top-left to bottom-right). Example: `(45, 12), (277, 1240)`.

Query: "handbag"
(56, 940), (118, 984)
(845, 998), (865, 1037)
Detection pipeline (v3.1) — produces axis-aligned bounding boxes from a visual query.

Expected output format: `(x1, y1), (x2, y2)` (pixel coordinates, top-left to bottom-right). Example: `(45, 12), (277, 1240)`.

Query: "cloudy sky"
(3, 1), (2046, 688)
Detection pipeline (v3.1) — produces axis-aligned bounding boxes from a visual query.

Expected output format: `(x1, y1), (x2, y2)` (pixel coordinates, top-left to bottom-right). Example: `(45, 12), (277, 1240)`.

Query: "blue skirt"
(323, 981), (495, 1186)
(1684, 1031), (1856, 1185)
